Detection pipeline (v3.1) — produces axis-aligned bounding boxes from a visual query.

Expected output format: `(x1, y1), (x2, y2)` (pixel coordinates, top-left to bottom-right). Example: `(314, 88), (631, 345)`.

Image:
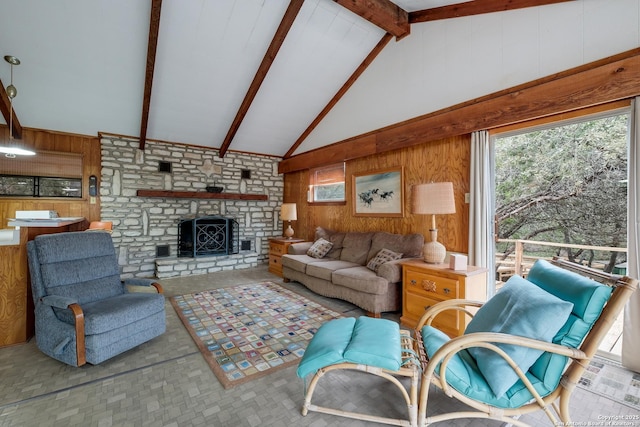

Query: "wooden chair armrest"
(68, 303), (86, 367)
(416, 299), (484, 330)
(151, 282), (163, 293)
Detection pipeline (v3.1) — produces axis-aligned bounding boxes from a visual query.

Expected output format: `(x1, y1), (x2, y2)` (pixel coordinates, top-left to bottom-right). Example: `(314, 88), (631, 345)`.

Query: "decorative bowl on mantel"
(206, 186), (224, 193)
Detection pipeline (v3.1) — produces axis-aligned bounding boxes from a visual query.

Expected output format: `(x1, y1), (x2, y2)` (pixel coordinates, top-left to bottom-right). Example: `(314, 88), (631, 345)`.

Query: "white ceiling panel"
(230, 0), (385, 155)
(146, 0), (289, 148)
(391, 0), (473, 12)
(296, 1), (640, 155)
(1, 0), (632, 161)
(0, 0), (150, 134)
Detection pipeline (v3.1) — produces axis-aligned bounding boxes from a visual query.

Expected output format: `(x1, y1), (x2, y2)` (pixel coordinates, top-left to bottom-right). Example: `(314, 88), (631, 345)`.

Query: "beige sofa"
(281, 227), (424, 316)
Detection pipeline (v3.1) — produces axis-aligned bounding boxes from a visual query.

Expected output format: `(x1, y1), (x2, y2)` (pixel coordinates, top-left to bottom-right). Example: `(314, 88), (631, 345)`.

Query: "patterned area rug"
(578, 356), (640, 410)
(171, 281), (342, 389)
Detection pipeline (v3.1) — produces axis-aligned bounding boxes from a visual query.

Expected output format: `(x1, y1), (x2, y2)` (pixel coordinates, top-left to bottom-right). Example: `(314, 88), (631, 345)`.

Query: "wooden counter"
(0, 218), (87, 347)
(0, 228), (29, 347)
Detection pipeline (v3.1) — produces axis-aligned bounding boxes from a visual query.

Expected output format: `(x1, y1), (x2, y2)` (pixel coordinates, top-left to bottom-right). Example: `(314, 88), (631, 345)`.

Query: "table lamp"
(412, 182), (456, 263)
(280, 203), (297, 239)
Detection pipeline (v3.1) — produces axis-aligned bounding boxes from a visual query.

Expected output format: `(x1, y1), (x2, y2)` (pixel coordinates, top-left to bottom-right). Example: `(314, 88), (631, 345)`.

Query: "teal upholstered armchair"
(27, 231), (166, 367)
(415, 258), (638, 427)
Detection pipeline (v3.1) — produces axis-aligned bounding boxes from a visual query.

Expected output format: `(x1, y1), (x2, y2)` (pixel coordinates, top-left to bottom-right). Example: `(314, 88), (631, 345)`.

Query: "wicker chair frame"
(301, 329), (421, 427)
(414, 257), (638, 427)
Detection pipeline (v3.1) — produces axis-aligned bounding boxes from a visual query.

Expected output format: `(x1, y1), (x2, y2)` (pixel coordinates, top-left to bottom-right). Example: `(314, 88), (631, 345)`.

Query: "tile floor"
(0, 265), (638, 426)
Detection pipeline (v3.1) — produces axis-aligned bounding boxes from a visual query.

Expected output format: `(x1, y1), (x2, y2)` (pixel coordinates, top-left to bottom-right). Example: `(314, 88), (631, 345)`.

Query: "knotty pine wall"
(284, 134), (471, 254)
(0, 126), (101, 227)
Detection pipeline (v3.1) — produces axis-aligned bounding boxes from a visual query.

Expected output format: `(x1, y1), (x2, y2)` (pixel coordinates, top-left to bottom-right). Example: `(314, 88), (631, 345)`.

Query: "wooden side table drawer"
(405, 269), (459, 299)
(269, 241), (286, 256)
(405, 293), (459, 337)
(400, 260), (488, 336)
(268, 238), (305, 278)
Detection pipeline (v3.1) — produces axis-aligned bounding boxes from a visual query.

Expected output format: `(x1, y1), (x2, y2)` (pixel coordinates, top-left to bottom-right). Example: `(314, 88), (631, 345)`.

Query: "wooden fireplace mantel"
(136, 190), (268, 201)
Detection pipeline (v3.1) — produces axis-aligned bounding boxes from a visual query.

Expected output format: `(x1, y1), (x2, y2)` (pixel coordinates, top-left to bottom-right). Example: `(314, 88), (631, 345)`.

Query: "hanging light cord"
(9, 61), (14, 141)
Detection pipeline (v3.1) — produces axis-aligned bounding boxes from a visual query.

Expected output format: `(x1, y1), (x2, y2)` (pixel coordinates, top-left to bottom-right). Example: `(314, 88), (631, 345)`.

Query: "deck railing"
(495, 239), (628, 281)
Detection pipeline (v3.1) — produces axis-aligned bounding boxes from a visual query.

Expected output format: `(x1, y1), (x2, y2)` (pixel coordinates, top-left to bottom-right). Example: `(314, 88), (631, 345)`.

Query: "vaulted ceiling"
(0, 0), (574, 159)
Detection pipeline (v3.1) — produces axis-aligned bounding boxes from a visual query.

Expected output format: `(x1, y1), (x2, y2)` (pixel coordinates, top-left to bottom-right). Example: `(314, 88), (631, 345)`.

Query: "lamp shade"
(280, 203), (297, 221)
(411, 182), (456, 215)
(412, 182), (456, 264)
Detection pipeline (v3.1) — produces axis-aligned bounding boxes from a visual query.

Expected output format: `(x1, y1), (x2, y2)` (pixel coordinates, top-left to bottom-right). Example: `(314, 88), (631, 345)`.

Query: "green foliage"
(495, 113), (628, 270)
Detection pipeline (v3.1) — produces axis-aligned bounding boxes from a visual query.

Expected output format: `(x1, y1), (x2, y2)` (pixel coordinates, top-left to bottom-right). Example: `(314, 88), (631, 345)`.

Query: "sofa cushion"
(315, 227), (346, 259)
(332, 266), (389, 295)
(307, 238), (333, 258)
(376, 260), (404, 283)
(367, 232), (424, 262)
(340, 232), (374, 264)
(307, 260), (361, 281)
(366, 248), (403, 272)
(281, 254), (331, 273)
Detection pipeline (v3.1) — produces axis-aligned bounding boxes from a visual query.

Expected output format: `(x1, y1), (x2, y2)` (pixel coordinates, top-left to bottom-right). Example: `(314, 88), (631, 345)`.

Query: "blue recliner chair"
(27, 231), (166, 366)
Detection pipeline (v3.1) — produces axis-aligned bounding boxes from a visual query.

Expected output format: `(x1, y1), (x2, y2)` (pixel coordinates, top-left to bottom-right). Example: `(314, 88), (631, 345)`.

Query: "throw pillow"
(464, 275), (574, 399)
(307, 238), (333, 259)
(366, 248), (403, 272)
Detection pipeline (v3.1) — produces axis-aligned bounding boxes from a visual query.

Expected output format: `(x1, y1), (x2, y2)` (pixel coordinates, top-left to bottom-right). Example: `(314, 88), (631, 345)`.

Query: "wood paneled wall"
(284, 134), (471, 254)
(0, 127), (101, 227)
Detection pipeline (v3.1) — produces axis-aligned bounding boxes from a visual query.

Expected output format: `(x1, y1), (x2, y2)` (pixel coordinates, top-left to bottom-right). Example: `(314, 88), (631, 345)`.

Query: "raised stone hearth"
(155, 252), (259, 279)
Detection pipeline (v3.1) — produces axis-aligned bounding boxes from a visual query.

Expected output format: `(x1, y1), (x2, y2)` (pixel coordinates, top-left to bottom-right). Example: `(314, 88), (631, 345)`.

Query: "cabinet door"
(269, 255), (283, 275)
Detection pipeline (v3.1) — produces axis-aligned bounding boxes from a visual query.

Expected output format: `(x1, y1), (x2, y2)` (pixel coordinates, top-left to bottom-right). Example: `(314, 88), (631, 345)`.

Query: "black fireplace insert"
(178, 216), (239, 258)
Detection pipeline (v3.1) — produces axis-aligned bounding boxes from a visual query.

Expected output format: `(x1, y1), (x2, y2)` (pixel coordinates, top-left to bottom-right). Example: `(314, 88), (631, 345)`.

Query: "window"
(0, 175), (83, 198)
(309, 163), (345, 203)
(492, 107), (631, 360)
(0, 151), (83, 198)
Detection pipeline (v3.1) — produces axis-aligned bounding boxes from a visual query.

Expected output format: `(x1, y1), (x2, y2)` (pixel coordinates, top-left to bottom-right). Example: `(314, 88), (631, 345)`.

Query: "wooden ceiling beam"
(409, 0), (576, 23)
(0, 77), (23, 139)
(138, 0), (163, 151)
(333, 0), (409, 39)
(284, 32), (393, 159)
(218, 0), (304, 158)
(279, 48), (640, 174)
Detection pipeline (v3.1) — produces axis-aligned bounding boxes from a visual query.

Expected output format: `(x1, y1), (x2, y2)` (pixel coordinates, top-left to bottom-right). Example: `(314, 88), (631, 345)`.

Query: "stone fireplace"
(99, 136), (283, 279)
(178, 216), (239, 258)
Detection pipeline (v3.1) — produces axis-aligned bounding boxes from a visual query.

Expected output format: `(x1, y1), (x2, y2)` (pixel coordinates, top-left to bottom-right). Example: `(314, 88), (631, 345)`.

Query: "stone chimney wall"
(99, 135), (283, 278)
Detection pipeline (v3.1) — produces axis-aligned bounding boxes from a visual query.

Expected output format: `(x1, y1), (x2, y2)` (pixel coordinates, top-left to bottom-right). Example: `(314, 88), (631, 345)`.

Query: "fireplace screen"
(178, 216), (239, 258)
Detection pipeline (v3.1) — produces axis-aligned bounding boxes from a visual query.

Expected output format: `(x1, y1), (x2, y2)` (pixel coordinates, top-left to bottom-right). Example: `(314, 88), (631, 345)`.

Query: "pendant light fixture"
(1, 55), (35, 158)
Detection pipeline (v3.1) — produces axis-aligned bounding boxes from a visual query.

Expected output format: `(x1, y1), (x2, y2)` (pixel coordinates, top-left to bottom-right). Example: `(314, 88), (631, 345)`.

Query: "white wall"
(298, 0), (640, 153)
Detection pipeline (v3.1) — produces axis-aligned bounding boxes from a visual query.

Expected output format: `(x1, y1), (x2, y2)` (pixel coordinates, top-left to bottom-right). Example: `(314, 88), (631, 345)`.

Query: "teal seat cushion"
(526, 259), (613, 389)
(464, 275), (574, 398)
(296, 316), (401, 378)
(421, 325), (557, 408)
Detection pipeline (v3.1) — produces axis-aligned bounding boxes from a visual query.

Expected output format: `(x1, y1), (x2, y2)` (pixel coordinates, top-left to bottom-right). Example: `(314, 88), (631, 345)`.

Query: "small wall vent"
(241, 169), (251, 179)
(241, 240), (251, 251)
(158, 161), (172, 173)
(156, 245), (170, 258)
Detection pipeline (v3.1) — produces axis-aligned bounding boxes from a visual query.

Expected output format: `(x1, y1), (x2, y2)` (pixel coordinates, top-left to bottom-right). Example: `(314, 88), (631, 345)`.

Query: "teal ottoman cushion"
(296, 317), (356, 378)
(297, 316), (402, 378)
(344, 317), (401, 371)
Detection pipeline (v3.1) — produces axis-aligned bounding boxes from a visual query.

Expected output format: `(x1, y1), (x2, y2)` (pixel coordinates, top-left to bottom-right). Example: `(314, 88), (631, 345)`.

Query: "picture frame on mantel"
(352, 167), (404, 217)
